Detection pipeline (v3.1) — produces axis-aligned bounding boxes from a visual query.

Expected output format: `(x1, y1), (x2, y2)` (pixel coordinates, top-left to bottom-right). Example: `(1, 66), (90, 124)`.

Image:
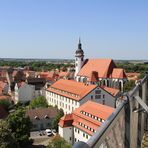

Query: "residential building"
(26, 78), (46, 97)
(26, 107), (58, 131)
(14, 82), (35, 103)
(58, 101), (114, 144)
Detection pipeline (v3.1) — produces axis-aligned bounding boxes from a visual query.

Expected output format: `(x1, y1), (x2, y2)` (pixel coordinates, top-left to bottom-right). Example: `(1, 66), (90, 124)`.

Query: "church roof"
(111, 68), (127, 79)
(78, 59), (116, 78)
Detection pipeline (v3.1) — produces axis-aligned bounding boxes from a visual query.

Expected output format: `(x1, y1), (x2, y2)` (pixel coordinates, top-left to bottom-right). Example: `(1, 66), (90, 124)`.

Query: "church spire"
(78, 37), (82, 49)
(75, 38), (84, 56)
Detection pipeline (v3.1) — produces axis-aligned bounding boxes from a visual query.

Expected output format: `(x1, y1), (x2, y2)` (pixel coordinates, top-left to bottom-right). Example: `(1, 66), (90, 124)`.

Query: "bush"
(29, 96), (48, 109)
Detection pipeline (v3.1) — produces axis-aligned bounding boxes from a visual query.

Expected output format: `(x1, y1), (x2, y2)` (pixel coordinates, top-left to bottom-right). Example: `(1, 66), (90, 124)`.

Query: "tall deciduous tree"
(52, 109), (64, 131)
(0, 120), (17, 148)
(48, 135), (71, 148)
(7, 108), (32, 147)
(29, 96), (48, 109)
(124, 80), (135, 92)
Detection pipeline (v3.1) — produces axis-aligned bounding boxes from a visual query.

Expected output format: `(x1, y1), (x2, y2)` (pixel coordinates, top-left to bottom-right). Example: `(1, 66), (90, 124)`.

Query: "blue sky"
(0, 0), (148, 59)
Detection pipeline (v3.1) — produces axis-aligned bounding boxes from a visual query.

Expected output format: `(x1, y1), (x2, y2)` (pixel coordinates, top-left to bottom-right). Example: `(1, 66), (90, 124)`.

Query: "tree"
(124, 80), (135, 92)
(0, 99), (12, 111)
(52, 109), (64, 131)
(47, 135), (72, 148)
(0, 120), (17, 148)
(7, 108), (32, 147)
(29, 96), (48, 109)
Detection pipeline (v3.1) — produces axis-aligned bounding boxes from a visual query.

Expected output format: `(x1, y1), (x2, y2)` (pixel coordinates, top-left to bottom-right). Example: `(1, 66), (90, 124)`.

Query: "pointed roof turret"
(75, 38), (84, 57)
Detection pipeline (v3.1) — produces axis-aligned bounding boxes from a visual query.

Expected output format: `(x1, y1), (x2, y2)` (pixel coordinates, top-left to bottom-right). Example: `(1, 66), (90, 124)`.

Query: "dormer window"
(44, 115), (49, 119)
(34, 116), (39, 120)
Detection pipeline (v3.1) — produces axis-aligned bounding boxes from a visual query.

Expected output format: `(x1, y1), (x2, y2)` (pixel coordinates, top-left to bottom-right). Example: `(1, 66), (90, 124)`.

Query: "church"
(74, 39), (127, 91)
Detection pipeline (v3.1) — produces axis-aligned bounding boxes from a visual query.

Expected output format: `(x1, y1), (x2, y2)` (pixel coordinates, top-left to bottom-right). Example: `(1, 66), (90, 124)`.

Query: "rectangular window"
(95, 95), (101, 99)
(95, 90), (101, 94)
(91, 95), (93, 99)
(70, 137), (71, 141)
(83, 133), (85, 137)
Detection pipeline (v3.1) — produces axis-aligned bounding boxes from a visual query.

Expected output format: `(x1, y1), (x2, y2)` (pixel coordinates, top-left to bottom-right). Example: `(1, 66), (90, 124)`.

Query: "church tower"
(74, 38), (84, 78)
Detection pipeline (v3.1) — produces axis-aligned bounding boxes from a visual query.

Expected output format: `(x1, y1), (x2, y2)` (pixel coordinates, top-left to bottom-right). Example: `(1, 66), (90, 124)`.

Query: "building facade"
(26, 108), (58, 131)
(14, 82), (35, 103)
(58, 101), (114, 144)
(46, 79), (118, 115)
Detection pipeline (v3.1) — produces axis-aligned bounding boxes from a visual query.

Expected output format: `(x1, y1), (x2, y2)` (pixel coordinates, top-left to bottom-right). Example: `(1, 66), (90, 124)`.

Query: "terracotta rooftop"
(47, 79), (97, 101)
(58, 71), (68, 78)
(0, 95), (11, 100)
(73, 100), (114, 120)
(111, 68), (127, 79)
(126, 72), (140, 81)
(78, 59), (116, 78)
(58, 114), (73, 128)
(59, 101), (114, 136)
(101, 86), (120, 96)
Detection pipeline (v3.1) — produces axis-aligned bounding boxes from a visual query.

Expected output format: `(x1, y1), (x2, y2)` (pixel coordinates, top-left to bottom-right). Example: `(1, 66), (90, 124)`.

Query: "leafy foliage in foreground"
(7, 108), (32, 147)
(0, 120), (17, 148)
(47, 135), (72, 148)
(51, 108), (64, 131)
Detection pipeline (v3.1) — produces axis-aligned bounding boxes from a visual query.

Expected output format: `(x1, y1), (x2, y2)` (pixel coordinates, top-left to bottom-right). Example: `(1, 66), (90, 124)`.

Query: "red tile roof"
(0, 95), (10, 100)
(126, 72), (140, 81)
(101, 86), (120, 96)
(58, 114), (73, 128)
(47, 79), (97, 101)
(59, 101), (114, 136)
(58, 71), (68, 78)
(73, 100), (114, 120)
(78, 59), (116, 78)
(111, 68), (127, 79)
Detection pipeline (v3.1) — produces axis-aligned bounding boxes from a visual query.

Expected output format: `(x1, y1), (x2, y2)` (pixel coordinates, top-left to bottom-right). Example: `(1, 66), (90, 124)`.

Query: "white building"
(58, 100), (114, 144)
(46, 79), (118, 114)
(74, 40), (127, 91)
(14, 82), (35, 103)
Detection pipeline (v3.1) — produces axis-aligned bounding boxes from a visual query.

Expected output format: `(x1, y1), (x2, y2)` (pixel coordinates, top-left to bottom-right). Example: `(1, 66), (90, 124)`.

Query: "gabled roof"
(73, 100), (114, 120)
(58, 114), (73, 128)
(111, 68), (127, 79)
(58, 71), (69, 78)
(26, 108), (58, 120)
(47, 79), (97, 101)
(59, 101), (114, 136)
(78, 59), (116, 78)
(101, 86), (120, 97)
